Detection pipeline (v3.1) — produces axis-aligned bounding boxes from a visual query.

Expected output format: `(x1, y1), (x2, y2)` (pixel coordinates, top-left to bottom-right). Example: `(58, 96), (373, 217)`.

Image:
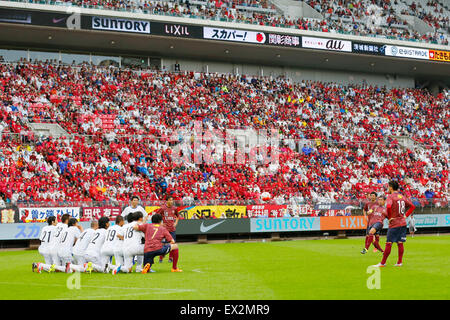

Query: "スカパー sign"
(203, 27), (266, 44)
(19, 207), (80, 223)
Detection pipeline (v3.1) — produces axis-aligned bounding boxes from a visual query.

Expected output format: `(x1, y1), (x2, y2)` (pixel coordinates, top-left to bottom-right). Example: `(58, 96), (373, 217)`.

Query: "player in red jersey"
(373, 180), (415, 267)
(154, 195), (179, 263)
(361, 194), (385, 254)
(134, 213), (182, 273)
(361, 192), (379, 254)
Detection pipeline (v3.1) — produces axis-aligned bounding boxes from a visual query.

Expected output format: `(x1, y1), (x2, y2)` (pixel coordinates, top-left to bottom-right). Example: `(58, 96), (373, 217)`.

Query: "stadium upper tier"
(0, 61), (448, 207)
(1, 0), (449, 45)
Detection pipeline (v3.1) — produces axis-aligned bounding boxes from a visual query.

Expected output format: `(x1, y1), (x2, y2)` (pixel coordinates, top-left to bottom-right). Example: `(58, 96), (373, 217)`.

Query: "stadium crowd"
(0, 60), (448, 208)
(6, 0), (449, 45)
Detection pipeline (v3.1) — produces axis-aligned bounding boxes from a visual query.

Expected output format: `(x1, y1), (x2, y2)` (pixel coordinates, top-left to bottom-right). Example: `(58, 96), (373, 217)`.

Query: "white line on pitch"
(0, 281), (195, 292)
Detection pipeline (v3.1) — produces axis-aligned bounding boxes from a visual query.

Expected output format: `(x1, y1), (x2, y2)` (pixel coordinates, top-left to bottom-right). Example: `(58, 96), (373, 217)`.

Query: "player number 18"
(399, 200), (405, 216)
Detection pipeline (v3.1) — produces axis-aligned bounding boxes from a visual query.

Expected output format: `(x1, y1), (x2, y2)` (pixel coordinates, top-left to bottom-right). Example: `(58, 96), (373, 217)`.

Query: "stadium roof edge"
(1, 0), (449, 51)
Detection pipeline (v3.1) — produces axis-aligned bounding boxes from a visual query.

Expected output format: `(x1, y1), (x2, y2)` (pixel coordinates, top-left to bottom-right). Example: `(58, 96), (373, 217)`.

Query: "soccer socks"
(54, 265), (66, 272)
(171, 249), (179, 269)
(373, 235), (384, 252)
(39, 263), (53, 272)
(381, 242), (392, 264)
(91, 263), (104, 272)
(381, 242), (392, 265)
(70, 264), (86, 273)
(365, 235), (374, 250)
(397, 242), (404, 264)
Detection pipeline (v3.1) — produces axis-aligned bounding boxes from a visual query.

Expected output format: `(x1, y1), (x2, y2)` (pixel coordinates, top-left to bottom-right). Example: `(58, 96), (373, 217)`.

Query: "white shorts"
(72, 253), (86, 265)
(114, 247), (124, 266)
(51, 252), (63, 267)
(84, 253), (101, 266)
(58, 249), (74, 265)
(101, 246), (115, 258)
(122, 245), (144, 271)
(38, 246), (49, 256)
(41, 254), (54, 265)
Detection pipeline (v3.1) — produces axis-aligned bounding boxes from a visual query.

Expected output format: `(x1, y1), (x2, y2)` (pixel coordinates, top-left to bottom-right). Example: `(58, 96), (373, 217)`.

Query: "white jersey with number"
(49, 223), (67, 252)
(121, 205), (147, 223)
(101, 224), (123, 253)
(57, 226), (81, 257)
(122, 221), (144, 250)
(38, 225), (56, 255)
(84, 228), (107, 258)
(73, 228), (95, 256)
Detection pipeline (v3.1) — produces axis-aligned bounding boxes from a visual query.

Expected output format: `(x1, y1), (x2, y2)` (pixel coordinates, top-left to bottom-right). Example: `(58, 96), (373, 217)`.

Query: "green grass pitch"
(0, 235), (449, 300)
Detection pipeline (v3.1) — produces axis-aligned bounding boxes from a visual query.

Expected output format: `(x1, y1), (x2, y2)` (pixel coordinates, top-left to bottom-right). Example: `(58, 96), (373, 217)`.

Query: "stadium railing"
(1, 0), (447, 45)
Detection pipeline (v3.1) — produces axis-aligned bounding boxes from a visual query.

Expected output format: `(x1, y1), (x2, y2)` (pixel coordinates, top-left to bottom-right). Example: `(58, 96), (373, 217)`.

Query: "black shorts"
(367, 222), (383, 235)
(143, 244), (171, 265)
(386, 226), (407, 243)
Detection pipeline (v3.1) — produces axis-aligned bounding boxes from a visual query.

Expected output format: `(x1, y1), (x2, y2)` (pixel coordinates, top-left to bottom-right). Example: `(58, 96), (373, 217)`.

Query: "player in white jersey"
(121, 196), (148, 223)
(72, 220), (98, 265)
(84, 217), (110, 273)
(113, 218), (126, 267)
(38, 214), (71, 273)
(113, 212), (145, 274)
(32, 216), (57, 273)
(100, 215), (125, 273)
(54, 218), (83, 272)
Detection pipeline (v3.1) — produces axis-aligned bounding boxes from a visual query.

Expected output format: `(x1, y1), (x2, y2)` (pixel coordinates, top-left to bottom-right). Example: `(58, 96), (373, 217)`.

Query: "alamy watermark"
(67, 271), (81, 290)
(366, 266), (381, 289)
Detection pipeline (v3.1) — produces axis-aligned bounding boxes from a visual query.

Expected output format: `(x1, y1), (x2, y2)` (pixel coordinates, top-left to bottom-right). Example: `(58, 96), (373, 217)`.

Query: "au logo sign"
(302, 36), (352, 52)
(326, 40), (344, 50)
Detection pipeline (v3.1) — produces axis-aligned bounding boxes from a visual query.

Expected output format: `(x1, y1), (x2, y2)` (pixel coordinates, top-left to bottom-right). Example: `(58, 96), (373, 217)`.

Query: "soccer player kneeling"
(134, 213), (182, 273)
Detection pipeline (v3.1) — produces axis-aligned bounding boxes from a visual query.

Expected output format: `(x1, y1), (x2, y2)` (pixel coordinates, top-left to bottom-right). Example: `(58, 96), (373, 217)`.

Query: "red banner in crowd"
(82, 207), (121, 221)
(247, 205), (287, 218)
